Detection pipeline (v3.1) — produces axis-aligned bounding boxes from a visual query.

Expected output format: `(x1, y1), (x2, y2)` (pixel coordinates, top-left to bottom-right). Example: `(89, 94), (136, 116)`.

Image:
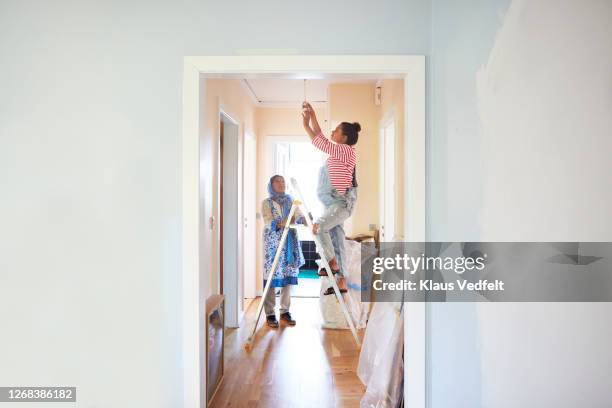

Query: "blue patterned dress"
(262, 188), (305, 288)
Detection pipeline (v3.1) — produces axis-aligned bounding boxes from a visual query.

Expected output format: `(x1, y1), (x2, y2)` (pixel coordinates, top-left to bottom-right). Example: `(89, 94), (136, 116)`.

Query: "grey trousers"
(264, 285), (291, 316)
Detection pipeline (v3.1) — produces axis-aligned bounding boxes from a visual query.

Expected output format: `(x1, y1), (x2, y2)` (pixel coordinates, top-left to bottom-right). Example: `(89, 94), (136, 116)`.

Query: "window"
(273, 140), (324, 240)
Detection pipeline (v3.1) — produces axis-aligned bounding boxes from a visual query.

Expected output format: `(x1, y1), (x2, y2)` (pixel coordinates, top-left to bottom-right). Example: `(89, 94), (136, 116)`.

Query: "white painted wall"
(8, 0), (609, 405)
(428, 0), (612, 407)
(428, 1), (511, 404)
(379, 79), (406, 239)
(477, 1), (612, 407)
(0, 2), (431, 407)
(477, 0), (612, 241)
(328, 83), (382, 236)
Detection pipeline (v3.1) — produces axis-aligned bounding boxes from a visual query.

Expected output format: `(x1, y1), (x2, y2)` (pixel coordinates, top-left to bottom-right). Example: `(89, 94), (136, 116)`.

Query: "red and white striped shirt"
(312, 132), (356, 194)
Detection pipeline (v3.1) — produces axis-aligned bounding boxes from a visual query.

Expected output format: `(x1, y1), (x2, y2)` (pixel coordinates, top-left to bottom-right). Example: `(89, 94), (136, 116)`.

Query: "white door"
(380, 121), (396, 241)
(243, 132), (257, 300)
(221, 114), (241, 328)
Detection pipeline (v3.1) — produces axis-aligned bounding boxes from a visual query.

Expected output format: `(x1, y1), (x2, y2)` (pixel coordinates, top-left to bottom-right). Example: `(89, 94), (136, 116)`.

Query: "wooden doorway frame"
(182, 55), (426, 408)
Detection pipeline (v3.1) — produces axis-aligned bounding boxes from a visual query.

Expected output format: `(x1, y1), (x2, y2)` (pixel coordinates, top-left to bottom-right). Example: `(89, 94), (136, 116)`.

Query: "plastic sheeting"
(358, 302), (404, 408)
(319, 239), (372, 329)
(317, 238), (404, 406)
(319, 276), (350, 329)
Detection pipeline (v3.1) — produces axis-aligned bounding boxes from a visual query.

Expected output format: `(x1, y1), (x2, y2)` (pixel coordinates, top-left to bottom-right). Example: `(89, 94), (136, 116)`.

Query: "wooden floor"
(209, 297), (365, 408)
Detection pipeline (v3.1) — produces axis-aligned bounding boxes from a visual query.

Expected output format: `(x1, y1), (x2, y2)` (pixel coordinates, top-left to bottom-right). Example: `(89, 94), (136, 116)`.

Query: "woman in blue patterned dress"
(261, 175), (305, 328)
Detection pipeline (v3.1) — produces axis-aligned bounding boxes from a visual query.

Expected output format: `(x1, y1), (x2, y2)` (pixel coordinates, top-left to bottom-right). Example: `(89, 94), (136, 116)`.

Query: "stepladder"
(244, 179), (361, 350)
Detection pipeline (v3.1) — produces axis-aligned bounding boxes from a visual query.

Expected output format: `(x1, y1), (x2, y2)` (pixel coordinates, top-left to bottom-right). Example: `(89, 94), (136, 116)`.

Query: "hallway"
(209, 297), (365, 408)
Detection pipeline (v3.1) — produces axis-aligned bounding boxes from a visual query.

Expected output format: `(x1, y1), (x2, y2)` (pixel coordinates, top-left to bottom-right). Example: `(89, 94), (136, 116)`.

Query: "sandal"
(317, 267), (340, 277)
(323, 287), (348, 296)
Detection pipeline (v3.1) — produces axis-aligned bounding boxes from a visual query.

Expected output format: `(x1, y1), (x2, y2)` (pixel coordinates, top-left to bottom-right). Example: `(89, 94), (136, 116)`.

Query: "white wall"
(477, 1), (612, 407)
(0, 1), (432, 407)
(427, 1), (511, 404)
(428, 0), (612, 407)
(8, 0), (609, 406)
(378, 79), (405, 239)
(477, 0), (612, 241)
(328, 83), (381, 236)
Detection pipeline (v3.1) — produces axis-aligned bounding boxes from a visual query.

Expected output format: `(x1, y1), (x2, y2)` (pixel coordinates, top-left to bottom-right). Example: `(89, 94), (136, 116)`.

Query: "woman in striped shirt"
(302, 102), (360, 294)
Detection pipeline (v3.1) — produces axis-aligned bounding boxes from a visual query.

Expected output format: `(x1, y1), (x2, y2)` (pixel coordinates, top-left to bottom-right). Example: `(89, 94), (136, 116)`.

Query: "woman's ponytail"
(341, 121), (361, 145)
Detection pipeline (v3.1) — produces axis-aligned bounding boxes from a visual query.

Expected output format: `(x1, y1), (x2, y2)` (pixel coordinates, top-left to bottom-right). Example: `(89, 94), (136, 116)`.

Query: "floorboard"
(209, 297), (365, 408)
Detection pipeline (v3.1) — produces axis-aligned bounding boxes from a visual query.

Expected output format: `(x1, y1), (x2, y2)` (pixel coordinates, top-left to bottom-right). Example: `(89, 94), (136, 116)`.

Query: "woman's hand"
(303, 102), (321, 135)
(302, 101), (318, 140)
(303, 102), (317, 121)
(277, 215), (297, 230)
(303, 102), (315, 117)
(302, 107), (311, 128)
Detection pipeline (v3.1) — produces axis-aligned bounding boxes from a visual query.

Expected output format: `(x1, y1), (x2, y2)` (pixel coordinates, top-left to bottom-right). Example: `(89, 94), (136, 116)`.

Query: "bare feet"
(337, 277), (348, 291)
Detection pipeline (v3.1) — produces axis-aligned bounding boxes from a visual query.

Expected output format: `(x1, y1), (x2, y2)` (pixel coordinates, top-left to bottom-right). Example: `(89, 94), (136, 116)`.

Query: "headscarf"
(267, 176), (296, 264)
(267, 177), (293, 216)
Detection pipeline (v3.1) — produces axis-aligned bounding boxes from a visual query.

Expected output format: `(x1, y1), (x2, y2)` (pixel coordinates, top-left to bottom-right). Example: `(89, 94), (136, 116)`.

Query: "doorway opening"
(182, 55), (426, 408)
(209, 75), (409, 407)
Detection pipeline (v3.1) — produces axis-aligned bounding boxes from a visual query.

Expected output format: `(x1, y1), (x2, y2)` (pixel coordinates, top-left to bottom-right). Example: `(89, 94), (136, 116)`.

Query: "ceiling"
(243, 78), (378, 108)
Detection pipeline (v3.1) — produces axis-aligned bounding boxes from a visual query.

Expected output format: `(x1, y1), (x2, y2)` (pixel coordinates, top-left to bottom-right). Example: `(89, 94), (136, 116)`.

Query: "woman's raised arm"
(302, 101), (321, 140)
